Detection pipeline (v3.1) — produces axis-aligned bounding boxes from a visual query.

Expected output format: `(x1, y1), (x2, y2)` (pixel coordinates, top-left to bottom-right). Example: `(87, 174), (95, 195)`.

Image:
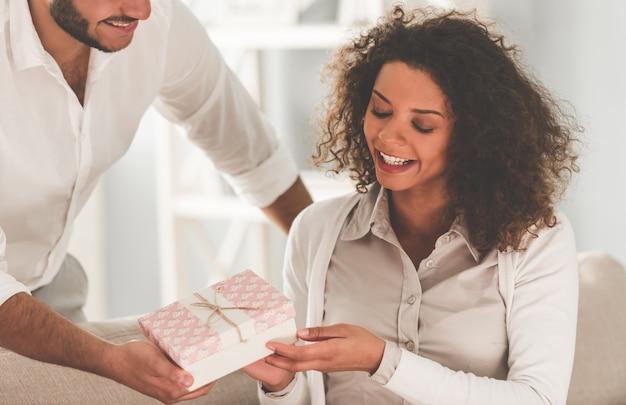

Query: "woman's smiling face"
(363, 61), (454, 195)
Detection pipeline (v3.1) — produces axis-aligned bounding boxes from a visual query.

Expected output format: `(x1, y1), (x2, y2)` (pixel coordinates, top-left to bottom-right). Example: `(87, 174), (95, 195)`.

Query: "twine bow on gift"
(191, 288), (258, 342)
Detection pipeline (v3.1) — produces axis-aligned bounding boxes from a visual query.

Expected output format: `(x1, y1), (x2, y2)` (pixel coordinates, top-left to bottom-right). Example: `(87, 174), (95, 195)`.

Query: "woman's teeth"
(379, 151), (411, 166)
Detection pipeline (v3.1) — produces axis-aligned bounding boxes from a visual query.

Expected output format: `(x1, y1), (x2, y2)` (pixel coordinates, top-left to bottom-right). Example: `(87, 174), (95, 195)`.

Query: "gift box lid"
(138, 269), (295, 367)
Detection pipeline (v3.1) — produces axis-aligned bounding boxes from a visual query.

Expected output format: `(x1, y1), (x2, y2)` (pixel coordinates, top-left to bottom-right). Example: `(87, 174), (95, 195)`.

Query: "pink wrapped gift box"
(138, 269), (296, 391)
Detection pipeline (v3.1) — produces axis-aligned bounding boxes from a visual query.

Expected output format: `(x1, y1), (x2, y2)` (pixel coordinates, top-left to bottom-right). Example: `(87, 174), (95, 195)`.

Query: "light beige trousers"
(31, 253), (88, 322)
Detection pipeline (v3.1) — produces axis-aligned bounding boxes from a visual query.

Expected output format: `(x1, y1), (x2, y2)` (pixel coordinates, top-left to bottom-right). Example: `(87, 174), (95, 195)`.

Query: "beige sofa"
(566, 251), (626, 405)
(1, 251), (624, 404)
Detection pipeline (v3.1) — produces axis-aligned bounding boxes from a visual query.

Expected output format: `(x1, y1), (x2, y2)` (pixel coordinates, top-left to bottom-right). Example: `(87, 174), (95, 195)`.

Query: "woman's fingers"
(265, 323), (385, 374)
(296, 323), (350, 341)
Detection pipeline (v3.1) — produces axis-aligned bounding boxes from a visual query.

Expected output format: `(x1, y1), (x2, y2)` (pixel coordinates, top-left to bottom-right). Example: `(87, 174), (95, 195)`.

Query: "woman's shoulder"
(502, 210), (577, 268)
(299, 191), (362, 220)
(521, 210), (575, 250)
(291, 191), (363, 234)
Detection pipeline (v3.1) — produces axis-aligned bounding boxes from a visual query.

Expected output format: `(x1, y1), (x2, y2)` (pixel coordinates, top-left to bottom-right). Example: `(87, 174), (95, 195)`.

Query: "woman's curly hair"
(313, 5), (581, 253)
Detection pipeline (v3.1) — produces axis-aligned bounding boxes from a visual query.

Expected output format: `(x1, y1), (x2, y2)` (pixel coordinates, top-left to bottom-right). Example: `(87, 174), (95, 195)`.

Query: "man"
(0, 0), (312, 402)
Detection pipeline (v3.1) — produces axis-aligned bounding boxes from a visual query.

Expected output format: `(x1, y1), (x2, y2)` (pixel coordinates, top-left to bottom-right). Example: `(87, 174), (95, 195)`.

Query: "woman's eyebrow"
(372, 89), (391, 104)
(372, 89), (443, 117)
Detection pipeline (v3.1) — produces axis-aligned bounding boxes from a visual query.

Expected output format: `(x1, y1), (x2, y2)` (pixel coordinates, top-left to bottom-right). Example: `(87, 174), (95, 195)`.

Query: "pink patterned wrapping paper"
(138, 269), (296, 368)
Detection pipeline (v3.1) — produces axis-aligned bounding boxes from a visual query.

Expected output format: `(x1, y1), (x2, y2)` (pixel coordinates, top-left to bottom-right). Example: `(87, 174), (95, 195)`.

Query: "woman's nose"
(378, 119), (407, 145)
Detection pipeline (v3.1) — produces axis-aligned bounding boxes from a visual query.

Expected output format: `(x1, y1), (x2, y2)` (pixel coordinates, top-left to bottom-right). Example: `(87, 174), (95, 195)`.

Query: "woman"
(245, 5), (582, 404)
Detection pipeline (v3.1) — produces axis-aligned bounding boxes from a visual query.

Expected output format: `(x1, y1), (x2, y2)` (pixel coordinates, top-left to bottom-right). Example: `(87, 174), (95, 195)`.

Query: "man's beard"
(49, 0), (115, 53)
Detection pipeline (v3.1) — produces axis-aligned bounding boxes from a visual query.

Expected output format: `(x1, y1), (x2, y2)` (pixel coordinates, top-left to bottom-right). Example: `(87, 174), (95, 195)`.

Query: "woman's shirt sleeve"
(256, 209), (313, 404)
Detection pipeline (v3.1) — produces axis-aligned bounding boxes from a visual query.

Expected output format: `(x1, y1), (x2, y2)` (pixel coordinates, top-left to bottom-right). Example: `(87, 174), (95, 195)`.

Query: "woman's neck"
(388, 187), (453, 267)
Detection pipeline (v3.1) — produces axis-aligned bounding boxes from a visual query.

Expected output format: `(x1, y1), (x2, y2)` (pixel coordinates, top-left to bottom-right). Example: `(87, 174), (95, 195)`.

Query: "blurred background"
(69, 0), (626, 320)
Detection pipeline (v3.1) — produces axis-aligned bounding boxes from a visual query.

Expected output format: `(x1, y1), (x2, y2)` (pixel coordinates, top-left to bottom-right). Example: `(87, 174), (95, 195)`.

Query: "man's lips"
(102, 19), (139, 34)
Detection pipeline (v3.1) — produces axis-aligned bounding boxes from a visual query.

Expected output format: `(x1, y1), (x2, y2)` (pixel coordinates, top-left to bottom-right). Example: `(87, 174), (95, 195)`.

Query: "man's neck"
(27, 0), (90, 67)
(28, 0), (91, 104)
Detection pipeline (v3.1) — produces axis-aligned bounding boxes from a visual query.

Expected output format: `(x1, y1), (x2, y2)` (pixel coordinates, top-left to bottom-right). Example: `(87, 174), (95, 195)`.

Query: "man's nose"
(121, 0), (151, 20)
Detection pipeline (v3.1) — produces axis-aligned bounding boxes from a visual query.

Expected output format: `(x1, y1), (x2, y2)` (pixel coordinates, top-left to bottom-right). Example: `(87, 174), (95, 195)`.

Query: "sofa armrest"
(567, 251), (626, 405)
(0, 318), (259, 404)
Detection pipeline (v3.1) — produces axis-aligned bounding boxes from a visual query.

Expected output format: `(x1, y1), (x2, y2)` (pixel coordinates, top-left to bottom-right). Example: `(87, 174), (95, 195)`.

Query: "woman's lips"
(376, 150), (416, 173)
(379, 150), (412, 166)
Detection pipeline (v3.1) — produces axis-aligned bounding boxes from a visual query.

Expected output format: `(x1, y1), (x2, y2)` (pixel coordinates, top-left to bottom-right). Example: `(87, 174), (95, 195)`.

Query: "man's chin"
(91, 38), (134, 53)
(95, 45), (129, 53)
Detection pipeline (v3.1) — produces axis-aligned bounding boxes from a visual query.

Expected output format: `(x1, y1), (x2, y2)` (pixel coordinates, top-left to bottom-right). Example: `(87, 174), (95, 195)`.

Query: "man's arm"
(260, 176), (313, 234)
(0, 293), (213, 403)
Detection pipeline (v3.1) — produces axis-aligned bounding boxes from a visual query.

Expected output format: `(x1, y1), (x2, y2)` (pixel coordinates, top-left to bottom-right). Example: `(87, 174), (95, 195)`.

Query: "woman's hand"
(264, 323), (385, 375)
(243, 357), (295, 392)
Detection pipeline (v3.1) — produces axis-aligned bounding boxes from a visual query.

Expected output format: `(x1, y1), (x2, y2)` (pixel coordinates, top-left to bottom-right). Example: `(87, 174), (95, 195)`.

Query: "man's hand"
(102, 340), (214, 404)
(0, 293), (214, 403)
(263, 323), (385, 375)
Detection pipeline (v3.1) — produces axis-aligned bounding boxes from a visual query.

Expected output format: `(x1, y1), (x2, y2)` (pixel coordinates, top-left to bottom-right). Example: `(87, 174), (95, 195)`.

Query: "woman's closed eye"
(412, 121), (434, 133)
(370, 108), (391, 118)
(370, 107), (435, 134)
